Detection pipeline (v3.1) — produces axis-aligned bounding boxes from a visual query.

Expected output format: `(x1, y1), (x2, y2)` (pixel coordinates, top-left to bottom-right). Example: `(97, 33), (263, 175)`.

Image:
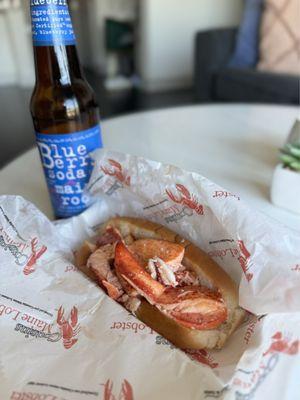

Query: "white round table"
(1, 104), (299, 231)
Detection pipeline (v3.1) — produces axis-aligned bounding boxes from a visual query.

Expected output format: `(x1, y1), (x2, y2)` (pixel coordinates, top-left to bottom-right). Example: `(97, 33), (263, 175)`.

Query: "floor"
(0, 71), (195, 169)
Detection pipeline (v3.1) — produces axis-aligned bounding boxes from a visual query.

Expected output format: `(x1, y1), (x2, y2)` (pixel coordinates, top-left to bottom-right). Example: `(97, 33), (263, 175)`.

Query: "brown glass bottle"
(30, 0), (102, 219)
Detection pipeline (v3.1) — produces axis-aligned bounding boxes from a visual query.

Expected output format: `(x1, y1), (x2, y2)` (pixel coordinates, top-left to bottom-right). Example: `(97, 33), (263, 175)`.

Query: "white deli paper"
(0, 149), (299, 400)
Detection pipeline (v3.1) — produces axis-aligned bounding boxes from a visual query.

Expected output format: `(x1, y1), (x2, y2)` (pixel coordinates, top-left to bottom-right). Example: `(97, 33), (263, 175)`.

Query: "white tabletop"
(1, 104), (299, 231)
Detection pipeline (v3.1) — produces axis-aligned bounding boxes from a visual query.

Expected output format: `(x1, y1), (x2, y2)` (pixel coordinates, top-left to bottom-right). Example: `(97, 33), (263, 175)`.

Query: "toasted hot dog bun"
(76, 217), (245, 349)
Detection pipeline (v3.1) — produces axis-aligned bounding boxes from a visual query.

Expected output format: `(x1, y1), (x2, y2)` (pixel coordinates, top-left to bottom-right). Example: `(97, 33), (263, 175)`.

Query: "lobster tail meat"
(114, 242), (165, 303)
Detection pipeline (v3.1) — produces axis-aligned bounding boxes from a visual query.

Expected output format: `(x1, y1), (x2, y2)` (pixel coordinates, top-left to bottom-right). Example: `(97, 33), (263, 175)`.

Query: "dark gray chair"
(194, 28), (299, 105)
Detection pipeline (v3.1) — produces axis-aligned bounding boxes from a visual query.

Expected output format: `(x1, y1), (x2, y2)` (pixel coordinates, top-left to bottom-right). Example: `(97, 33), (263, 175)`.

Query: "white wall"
(0, 5), (35, 87)
(137, 0), (243, 91)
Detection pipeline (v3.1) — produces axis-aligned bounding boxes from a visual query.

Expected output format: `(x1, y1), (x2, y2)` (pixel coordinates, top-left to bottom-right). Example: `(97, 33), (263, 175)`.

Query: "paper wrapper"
(1, 149), (299, 400)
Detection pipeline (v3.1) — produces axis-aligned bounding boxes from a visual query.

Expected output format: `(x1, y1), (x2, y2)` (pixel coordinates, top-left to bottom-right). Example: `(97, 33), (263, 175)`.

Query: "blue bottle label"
(30, 0), (76, 46)
(36, 125), (102, 218)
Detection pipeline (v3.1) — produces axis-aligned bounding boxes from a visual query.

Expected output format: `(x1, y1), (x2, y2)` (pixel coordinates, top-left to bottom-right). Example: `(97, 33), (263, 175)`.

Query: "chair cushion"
(214, 67), (299, 104)
(257, 0), (300, 75)
(229, 0), (264, 68)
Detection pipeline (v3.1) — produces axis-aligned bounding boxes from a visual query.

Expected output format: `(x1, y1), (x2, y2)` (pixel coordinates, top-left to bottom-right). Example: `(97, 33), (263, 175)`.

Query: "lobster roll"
(75, 217), (245, 349)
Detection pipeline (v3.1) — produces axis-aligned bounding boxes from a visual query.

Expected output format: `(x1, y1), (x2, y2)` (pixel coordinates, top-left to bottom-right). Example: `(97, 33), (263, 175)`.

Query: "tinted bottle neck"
(33, 45), (83, 86)
(30, 0), (82, 86)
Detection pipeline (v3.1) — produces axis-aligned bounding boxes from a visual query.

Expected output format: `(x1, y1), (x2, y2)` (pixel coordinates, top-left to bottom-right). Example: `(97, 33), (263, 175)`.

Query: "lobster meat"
(84, 227), (227, 331)
(87, 243), (125, 299)
(78, 217), (244, 350)
(114, 242), (227, 330)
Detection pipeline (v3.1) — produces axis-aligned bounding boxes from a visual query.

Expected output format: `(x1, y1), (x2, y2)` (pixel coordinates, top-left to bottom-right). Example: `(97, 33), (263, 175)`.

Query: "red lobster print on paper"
(263, 332), (300, 357)
(57, 306), (80, 350)
(103, 379), (134, 400)
(237, 240), (253, 282)
(166, 184), (204, 215)
(101, 159), (131, 186)
(23, 237), (47, 276)
(184, 349), (219, 369)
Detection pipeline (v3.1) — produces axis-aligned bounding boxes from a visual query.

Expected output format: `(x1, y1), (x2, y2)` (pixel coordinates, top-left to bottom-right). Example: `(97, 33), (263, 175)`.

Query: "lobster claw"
(272, 332), (282, 340)
(101, 159), (130, 186)
(166, 189), (180, 203)
(70, 306), (78, 328)
(101, 166), (111, 175)
(176, 184), (191, 199)
(103, 379), (116, 400)
(25, 241), (47, 268)
(287, 340), (299, 355)
(120, 380), (134, 400)
(238, 240), (251, 259)
(57, 306), (64, 326)
(108, 159), (122, 170)
(238, 256), (253, 282)
(31, 237), (39, 250)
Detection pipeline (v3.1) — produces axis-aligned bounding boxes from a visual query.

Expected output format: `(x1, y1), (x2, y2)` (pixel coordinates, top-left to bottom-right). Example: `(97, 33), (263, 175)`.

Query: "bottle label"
(30, 0), (76, 46)
(36, 125), (102, 218)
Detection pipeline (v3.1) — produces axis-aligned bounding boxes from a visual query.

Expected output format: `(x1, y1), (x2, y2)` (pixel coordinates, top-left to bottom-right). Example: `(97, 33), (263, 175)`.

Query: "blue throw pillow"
(229, 0), (264, 68)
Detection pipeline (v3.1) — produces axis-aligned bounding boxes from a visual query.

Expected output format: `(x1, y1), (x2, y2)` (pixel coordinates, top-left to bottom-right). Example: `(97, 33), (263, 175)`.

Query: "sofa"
(194, 27), (300, 105)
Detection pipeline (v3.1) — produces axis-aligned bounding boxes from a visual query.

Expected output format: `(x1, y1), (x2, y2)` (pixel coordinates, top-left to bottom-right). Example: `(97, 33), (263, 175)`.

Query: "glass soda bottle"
(30, 0), (103, 218)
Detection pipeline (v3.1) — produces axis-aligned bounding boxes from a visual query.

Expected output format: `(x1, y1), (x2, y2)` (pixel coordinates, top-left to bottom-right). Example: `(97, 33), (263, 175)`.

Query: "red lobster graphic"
(237, 240), (253, 282)
(23, 237), (47, 275)
(57, 306), (80, 349)
(263, 332), (299, 356)
(103, 379), (134, 400)
(184, 349), (219, 369)
(101, 159), (131, 186)
(166, 184), (204, 215)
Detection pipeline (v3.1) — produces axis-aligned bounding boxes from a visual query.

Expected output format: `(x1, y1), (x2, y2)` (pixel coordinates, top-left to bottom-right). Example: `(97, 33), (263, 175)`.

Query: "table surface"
(1, 104), (299, 232)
